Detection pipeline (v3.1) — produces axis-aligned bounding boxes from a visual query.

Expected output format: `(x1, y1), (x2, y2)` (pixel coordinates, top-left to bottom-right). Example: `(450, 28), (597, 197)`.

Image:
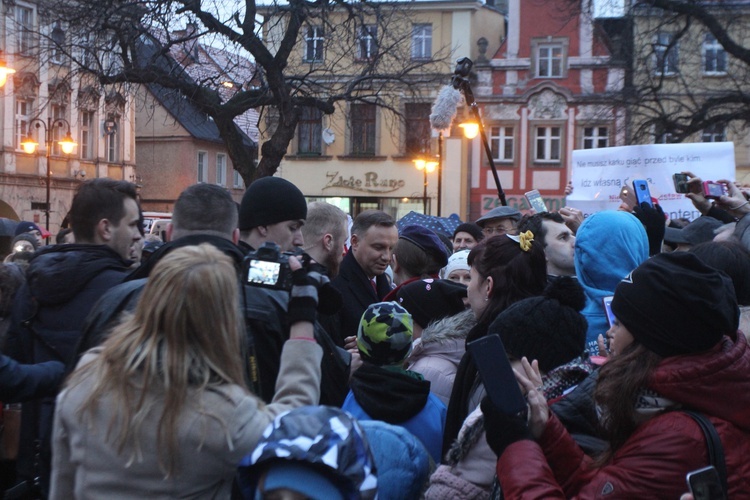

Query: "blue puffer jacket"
(358, 420), (432, 499)
(574, 211), (648, 351)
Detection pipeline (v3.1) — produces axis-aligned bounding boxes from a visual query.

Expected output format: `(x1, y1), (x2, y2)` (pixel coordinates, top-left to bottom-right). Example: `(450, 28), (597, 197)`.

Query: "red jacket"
(496, 333), (750, 499)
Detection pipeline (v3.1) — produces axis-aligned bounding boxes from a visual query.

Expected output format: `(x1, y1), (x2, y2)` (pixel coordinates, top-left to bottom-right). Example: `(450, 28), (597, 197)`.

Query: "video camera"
(243, 242), (312, 291)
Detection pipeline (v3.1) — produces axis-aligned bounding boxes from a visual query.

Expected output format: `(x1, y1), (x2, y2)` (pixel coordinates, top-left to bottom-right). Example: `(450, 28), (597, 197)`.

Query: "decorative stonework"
(528, 90), (567, 120)
(577, 105), (614, 121)
(484, 104), (521, 121)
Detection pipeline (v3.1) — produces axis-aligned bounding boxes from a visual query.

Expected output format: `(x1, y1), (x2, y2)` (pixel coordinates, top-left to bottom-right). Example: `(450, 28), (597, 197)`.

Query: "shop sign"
(323, 171), (406, 193)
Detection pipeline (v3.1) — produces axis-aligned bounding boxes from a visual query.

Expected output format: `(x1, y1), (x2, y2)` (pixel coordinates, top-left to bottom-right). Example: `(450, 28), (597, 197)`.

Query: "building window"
(50, 22), (65, 65)
(350, 103), (376, 155)
(298, 106), (322, 154)
(702, 124), (725, 142)
(79, 111), (94, 159)
(357, 25), (377, 61)
(105, 118), (119, 162)
(654, 124), (675, 144)
(535, 126), (561, 162)
(304, 25), (324, 62)
(197, 151), (208, 182)
(216, 153), (226, 186)
(81, 33), (96, 68)
(16, 6), (34, 55)
(411, 24), (432, 60)
(703, 34), (726, 75)
(15, 99), (33, 150)
(654, 33), (678, 75)
(490, 126), (514, 161)
(404, 103), (431, 156)
(537, 44), (563, 77)
(582, 126), (609, 149)
(233, 170), (243, 189)
(51, 104), (67, 156)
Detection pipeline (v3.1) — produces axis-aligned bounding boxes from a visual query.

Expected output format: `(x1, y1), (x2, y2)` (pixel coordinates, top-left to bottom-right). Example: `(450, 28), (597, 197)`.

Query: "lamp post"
(413, 157), (438, 214)
(21, 118), (77, 234)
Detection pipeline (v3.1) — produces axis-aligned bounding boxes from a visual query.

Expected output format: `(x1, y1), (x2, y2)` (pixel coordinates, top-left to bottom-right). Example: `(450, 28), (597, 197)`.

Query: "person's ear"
(232, 228), (240, 245)
(257, 225), (268, 237)
(350, 233), (360, 251)
(96, 218), (112, 243)
(392, 253), (400, 273)
(166, 223), (174, 242)
(485, 276), (494, 299)
(323, 233), (334, 252)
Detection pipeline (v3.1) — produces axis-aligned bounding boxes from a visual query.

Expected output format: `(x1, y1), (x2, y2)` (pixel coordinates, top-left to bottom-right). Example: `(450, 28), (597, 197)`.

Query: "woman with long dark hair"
(483, 252), (750, 498)
(442, 232), (547, 455)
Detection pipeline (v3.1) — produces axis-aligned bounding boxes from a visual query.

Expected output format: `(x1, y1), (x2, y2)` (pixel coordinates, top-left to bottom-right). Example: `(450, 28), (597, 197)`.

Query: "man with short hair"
(301, 202), (348, 279)
(6, 178), (141, 496)
(324, 210), (398, 344)
(475, 206), (522, 237)
(519, 212), (576, 279)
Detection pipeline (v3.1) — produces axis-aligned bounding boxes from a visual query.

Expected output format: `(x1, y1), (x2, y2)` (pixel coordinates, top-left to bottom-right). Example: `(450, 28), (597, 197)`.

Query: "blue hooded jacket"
(574, 211), (649, 351)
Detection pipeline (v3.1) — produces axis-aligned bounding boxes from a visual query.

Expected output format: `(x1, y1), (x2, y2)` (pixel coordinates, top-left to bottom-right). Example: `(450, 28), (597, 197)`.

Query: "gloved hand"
(481, 396), (532, 458)
(632, 202), (666, 256)
(287, 267), (322, 325)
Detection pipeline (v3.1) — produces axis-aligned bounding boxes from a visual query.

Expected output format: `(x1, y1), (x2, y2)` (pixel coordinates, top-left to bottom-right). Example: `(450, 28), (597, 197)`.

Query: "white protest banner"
(568, 142), (735, 221)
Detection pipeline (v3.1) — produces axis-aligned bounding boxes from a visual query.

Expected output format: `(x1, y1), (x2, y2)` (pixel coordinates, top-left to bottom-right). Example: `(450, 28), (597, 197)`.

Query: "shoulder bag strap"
(682, 410), (729, 499)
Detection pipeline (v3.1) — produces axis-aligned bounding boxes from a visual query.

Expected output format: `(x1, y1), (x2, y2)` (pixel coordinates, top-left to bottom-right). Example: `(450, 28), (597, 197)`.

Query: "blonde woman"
(50, 244), (323, 498)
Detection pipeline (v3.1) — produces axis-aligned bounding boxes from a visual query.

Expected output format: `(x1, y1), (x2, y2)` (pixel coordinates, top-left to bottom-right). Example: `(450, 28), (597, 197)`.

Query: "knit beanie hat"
(238, 177), (307, 230)
(399, 225), (450, 268)
(357, 302), (413, 365)
(396, 279), (467, 329)
(14, 221), (51, 239)
(442, 249), (470, 279)
(453, 223), (484, 242)
(611, 252), (738, 358)
(487, 277), (588, 373)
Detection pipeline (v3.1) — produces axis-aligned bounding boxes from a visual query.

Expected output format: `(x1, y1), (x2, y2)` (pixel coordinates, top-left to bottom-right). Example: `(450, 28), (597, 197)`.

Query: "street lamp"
(21, 118), (77, 234)
(413, 157), (438, 214)
(458, 121), (479, 139)
(0, 59), (15, 88)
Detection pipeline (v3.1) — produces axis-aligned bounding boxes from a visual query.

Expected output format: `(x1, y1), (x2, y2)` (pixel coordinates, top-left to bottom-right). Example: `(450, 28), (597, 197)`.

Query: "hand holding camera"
(714, 178), (750, 218)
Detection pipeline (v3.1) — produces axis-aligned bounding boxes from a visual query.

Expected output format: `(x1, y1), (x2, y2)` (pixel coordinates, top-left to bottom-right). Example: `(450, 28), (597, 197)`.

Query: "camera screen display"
(705, 183), (725, 198)
(247, 259), (281, 286)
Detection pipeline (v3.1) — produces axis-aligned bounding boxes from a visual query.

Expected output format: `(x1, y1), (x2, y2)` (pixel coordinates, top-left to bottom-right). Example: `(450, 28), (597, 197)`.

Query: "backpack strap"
(682, 410), (728, 499)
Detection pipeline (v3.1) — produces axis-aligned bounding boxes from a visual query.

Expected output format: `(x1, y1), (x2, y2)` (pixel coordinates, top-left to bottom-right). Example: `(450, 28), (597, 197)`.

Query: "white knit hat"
(441, 249), (471, 279)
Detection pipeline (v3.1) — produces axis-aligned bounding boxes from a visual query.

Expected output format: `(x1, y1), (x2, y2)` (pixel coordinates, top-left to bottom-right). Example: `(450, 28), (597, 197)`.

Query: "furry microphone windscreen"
(429, 86), (462, 131)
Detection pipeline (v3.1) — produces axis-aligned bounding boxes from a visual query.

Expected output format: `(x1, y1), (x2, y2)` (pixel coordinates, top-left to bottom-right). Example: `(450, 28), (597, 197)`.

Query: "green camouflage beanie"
(357, 301), (413, 365)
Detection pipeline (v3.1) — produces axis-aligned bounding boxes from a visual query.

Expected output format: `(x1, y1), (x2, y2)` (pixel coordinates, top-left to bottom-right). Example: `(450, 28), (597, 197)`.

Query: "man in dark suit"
(321, 210), (398, 347)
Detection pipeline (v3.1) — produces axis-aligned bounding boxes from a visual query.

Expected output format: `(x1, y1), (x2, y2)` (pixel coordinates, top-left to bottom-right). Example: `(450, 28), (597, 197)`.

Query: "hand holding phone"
(673, 173), (690, 194)
(525, 190), (548, 213)
(702, 181), (728, 200)
(633, 180), (653, 207)
(468, 335), (526, 416)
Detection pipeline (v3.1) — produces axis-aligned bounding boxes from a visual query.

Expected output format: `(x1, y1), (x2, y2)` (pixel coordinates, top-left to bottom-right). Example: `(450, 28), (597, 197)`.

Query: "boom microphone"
(430, 85), (462, 131)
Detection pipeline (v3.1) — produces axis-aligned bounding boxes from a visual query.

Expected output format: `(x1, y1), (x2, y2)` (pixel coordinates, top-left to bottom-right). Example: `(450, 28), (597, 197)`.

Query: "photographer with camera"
(238, 178), (346, 404)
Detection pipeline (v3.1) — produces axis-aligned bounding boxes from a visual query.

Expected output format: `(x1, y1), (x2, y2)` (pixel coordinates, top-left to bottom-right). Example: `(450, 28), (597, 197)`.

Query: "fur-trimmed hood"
(420, 309), (476, 345)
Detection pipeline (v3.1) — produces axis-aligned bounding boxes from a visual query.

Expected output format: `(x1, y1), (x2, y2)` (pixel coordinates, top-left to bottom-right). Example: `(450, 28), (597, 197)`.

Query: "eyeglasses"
(482, 226), (509, 235)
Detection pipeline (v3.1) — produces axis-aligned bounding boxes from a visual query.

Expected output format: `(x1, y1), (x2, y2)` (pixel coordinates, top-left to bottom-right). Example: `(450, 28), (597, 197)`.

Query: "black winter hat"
(488, 277), (588, 373)
(396, 278), (467, 329)
(452, 223), (484, 242)
(238, 177), (307, 230)
(611, 252), (738, 358)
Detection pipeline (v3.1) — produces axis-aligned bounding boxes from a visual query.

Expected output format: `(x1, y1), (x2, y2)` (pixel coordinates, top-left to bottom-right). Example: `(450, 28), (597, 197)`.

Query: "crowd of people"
(0, 170), (748, 499)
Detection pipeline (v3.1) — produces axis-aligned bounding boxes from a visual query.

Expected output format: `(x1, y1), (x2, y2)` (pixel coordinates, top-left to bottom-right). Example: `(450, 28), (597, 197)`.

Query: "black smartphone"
(467, 335), (526, 415)
(524, 190), (548, 213)
(632, 179), (653, 207)
(602, 296), (615, 328)
(673, 173), (690, 194)
(686, 466), (726, 500)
